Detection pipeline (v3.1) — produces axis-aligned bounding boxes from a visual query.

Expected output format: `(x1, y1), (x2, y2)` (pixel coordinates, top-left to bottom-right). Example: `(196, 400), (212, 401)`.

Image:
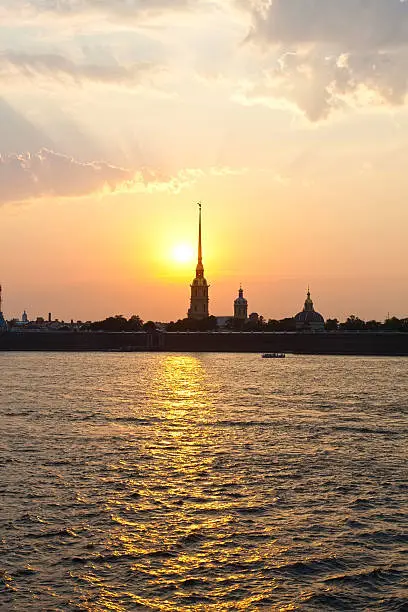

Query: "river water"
(0, 353), (407, 611)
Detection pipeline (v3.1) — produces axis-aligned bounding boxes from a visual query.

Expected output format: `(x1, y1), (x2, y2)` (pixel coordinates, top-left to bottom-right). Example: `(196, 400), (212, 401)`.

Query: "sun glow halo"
(172, 244), (194, 264)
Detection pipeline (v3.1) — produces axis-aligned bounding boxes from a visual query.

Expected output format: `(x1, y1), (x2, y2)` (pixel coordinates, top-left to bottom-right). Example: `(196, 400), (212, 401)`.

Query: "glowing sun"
(172, 244), (194, 264)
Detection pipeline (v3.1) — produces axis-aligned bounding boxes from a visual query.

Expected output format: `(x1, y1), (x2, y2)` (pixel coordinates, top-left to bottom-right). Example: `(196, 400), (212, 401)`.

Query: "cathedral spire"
(196, 202), (204, 279)
(198, 202), (202, 263)
(188, 202), (209, 320)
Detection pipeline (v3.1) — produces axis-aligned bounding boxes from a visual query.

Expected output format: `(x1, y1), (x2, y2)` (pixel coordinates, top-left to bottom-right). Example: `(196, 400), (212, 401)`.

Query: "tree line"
(88, 315), (156, 332)
(81, 314), (408, 333)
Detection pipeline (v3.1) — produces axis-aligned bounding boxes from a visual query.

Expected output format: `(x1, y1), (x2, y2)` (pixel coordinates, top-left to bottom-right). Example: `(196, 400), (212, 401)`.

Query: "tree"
(166, 316), (218, 332)
(266, 319), (280, 331)
(89, 314), (144, 332)
(128, 315), (143, 331)
(198, 316), (218, 331)
(365, 319), (381, 331)
(279, 318), (296, 332)
(340, 315), (366, 331)
(325, 318), (339, 331)
(143, 321), (157, 333)
(90, 315), (127, 331)
(224, 317), (246, 331)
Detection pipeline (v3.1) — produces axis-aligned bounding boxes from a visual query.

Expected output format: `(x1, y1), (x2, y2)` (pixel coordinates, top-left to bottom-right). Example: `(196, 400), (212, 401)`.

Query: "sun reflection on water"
(68, 355), (304, 610)
(79, 355), (240, 610)
(3, 354), (406, 610)
(156, 354), (212, 420)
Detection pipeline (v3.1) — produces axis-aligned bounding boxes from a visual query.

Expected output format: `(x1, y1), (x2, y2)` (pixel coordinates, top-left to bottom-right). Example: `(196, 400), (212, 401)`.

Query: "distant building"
(0, 285), (7, 332)
(22, 310), (28, 323)
(188, 203), (210, 320)
(294, 288), (325, 331)
(234, 286), (248, 320)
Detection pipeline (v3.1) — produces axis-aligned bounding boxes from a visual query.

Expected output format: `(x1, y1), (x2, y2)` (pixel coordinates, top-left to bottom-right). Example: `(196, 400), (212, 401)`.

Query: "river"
(1, 353), (407, 610)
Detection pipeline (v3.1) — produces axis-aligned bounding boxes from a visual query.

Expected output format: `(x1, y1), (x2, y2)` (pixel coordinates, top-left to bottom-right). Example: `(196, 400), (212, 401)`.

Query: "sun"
(172, 244), (194, 264)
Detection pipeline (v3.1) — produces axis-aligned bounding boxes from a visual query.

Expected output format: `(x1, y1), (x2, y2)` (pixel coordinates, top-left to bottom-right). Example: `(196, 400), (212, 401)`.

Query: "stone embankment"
(0, 331), (407, 355)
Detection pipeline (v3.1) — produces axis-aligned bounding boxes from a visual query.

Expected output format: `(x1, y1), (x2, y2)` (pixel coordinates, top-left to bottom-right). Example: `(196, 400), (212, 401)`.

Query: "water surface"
(1, 353), (407, 610)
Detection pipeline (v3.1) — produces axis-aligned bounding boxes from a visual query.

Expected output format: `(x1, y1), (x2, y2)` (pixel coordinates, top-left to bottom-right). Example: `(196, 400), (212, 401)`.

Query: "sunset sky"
(1, 0), (408, 322)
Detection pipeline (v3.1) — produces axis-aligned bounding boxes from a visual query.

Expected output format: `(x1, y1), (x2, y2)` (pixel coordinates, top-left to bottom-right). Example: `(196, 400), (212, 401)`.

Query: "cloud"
(0, 98), (54, 155)
(0, 0), (199, 22)
(0, 149), (134, 204)
(0, 148), (238, 205)
(0, 51), (161, 88)
(246, 0), (408, 49)
(239, 0), (408, 120)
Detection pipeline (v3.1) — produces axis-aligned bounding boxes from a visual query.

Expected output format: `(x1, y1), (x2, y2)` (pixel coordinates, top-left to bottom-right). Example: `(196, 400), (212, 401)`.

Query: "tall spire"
(196, 202), (204, 278)
(188, 202), (209, 320)
(198, 201), (202, 263)
(0, 284), (2, 313)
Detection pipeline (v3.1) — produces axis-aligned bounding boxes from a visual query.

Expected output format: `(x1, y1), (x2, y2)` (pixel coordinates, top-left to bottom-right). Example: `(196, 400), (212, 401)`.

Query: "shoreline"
(0, 331), (407, 356)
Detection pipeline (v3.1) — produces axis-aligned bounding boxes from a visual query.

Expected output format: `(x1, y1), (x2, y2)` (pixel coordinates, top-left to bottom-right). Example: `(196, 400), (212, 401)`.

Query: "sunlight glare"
(172, 244), (194, 264)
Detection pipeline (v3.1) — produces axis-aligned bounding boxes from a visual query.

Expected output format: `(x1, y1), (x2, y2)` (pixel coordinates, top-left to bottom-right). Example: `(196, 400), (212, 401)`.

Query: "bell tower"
(188, 203), (209, 320)
(234, 285), (248, 320)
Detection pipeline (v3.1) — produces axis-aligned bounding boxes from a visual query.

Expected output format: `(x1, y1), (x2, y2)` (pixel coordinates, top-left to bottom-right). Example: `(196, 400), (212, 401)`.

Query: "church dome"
(294, 309), (325, 324)
(234, 287), (247, 305)
(294, 289), (325, 329)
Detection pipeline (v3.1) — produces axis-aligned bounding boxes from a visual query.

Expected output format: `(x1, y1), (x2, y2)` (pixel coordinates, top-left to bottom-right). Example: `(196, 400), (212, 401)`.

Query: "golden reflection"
(148, 355), (219, 487)
(73, 355), (287, 611)
(157, 355), (211, 421)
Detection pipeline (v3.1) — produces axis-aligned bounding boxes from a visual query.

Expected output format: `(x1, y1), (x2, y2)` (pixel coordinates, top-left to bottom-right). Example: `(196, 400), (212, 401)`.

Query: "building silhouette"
(0, 285), (7, 331)
(294, 288), (325, 331)
(188, 203), (209, 320)
(234, 286), (248, 320)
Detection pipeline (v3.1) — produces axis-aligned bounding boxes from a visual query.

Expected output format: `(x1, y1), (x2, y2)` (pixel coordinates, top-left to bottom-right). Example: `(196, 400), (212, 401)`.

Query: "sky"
(1, 0), (408, 322)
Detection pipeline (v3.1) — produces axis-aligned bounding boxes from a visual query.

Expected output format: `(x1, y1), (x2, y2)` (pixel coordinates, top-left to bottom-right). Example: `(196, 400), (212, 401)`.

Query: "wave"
(275, 556), (348, 576)
(28, 528), (78, 539)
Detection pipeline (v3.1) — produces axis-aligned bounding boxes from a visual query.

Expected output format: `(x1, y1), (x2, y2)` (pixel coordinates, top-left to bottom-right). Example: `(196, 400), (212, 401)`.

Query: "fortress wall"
(0, 331), (407, 355)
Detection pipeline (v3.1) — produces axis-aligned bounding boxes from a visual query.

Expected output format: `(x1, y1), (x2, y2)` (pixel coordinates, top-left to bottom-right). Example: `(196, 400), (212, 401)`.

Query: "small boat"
(262, 353), (286, 359)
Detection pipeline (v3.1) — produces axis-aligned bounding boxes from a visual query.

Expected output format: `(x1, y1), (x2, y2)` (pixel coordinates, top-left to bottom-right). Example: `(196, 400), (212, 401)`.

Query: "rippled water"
(1, 352), (407, 611)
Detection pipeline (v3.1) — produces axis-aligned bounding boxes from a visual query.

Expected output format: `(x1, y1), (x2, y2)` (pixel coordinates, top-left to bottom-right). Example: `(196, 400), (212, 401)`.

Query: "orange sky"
(1, 1), (408, 322)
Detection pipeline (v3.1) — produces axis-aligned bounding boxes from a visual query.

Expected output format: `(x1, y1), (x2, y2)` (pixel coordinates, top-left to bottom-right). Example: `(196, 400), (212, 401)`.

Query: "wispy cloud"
(0, 148), (244, 205)
(0, 149), (133, 204)
(0, 0), (204, 23)
(0, 51), (162, 88)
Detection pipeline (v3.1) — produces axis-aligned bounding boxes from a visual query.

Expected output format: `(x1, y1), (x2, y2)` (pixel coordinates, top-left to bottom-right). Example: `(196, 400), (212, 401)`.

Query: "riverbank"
(0, 331), (408, 355)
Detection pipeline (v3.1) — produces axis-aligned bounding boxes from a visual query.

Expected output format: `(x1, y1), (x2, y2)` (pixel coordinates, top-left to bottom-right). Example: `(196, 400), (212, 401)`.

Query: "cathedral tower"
(234, 285), (248, 320)
(188, 203), (209, 320)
